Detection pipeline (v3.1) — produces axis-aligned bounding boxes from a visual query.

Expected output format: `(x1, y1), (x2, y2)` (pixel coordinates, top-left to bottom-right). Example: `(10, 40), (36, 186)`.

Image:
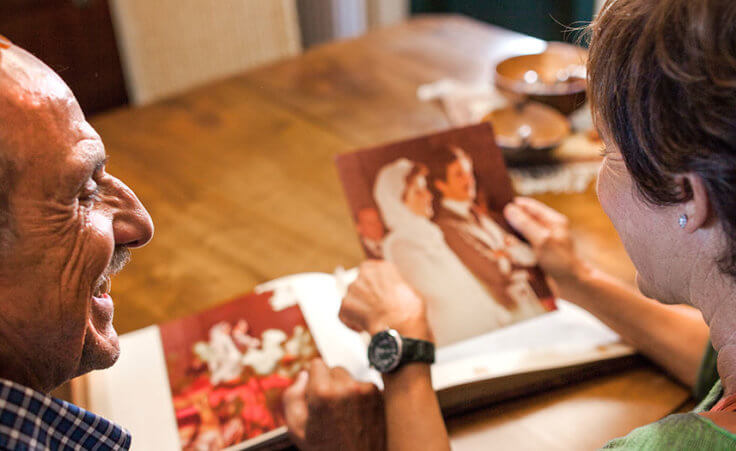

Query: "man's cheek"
(85, 210), (115, 268)
(58, 216), (109, 311)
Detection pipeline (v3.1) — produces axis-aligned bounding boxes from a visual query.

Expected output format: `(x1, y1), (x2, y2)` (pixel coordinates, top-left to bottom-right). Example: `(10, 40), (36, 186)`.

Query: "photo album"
(71, 123), (636, 451)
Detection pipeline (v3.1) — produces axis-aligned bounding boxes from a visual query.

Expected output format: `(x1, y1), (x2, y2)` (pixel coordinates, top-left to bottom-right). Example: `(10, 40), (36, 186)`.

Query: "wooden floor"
(79, 15), (689, 450)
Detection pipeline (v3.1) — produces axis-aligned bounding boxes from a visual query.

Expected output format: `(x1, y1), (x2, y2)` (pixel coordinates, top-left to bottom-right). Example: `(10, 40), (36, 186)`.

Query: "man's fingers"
(338, 312), (365, 333)
(283, 370), (309, 445)
(306, 358), (331, 396)
(308, 357), (329, 378)
(504, 203), (549, 247)
(356, 380), (381, 399)
(284, 369), (308, 404)
(338, 297), (367, 332)
(513, 197), (568, 226)
(329, 365), (354, 384)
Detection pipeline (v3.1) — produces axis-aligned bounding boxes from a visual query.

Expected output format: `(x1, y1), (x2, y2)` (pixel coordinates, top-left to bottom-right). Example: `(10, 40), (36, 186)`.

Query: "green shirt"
(602, 342), (736, 450)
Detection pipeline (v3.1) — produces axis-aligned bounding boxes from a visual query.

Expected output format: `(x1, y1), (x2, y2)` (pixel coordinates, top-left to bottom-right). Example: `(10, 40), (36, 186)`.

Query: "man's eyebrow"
(78, 155), (107, 183)
(94, 156), (108, 173)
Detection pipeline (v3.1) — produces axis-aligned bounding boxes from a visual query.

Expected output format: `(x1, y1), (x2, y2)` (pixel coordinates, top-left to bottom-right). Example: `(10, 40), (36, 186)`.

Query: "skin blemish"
(0, 35), (10, 49)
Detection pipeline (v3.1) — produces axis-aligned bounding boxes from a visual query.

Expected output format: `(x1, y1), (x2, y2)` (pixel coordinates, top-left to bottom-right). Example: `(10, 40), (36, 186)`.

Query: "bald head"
(0, 39), (71, 100)
(0, 39), (88, 166)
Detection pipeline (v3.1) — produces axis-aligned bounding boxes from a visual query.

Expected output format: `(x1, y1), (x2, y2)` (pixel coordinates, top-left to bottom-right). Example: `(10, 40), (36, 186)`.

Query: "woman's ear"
(680, 173), (711, 232)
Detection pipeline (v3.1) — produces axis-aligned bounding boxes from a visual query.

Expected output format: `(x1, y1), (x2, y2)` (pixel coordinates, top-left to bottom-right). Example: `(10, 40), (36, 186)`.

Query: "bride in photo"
(373, 158), (513, 346)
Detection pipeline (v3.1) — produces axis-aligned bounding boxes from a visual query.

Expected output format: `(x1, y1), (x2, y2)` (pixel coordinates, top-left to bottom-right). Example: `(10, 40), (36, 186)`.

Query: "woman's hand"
(503, 197), (589, 284)
(340, 260), (433, 341)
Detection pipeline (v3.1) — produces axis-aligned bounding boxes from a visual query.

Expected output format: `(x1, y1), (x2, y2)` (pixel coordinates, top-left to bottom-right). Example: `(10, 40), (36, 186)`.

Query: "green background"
(411, 0), (595, 42)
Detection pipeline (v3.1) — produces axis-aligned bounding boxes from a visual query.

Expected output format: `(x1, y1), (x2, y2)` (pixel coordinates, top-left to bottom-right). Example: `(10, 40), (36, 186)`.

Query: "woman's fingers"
(504, 203), (550, 247)
(513, 197), (568, 227)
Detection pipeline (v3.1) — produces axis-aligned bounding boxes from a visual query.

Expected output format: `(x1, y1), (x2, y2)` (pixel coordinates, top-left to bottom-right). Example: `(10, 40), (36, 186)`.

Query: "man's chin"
(77, 322), (121, 375)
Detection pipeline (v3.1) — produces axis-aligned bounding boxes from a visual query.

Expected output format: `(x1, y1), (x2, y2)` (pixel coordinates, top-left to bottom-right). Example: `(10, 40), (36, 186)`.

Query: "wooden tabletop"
(88, 15), (690, 450)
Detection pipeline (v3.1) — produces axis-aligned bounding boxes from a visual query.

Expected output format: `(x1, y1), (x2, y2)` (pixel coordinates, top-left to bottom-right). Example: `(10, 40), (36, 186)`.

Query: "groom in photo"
(429, 146), (552, 315)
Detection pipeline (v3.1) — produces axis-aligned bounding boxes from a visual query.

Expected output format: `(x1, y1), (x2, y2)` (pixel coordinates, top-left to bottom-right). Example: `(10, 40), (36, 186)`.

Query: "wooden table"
(87, 15), (690, 450)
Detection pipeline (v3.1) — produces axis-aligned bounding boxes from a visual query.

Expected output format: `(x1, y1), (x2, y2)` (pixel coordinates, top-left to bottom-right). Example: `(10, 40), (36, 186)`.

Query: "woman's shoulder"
(700, 411), (736, 436)
(602, 413), (736, 450)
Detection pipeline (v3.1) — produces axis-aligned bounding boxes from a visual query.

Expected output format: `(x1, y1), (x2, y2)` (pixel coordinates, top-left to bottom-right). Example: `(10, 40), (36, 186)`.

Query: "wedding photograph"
(337, 124), (555, 346)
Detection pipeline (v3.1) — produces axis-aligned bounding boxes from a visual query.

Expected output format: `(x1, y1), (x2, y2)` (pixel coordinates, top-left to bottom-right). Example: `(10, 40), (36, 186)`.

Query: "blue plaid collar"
(0, 378), (131, 450)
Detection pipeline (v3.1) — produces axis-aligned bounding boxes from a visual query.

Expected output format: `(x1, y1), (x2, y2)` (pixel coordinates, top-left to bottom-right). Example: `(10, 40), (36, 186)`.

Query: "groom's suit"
(434, 202), (553, 310)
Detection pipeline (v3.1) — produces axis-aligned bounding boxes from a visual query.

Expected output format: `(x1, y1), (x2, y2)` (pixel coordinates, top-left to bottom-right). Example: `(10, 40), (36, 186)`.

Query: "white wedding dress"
(373, 159), (513, 346)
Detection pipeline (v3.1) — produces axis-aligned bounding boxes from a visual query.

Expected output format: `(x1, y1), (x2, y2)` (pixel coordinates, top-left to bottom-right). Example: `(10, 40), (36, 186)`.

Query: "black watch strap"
(400, 336), (435, 365)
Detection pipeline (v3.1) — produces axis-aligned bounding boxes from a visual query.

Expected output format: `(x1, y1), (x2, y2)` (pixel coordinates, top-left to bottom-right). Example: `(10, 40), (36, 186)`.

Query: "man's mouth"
(93, 276), (112, 298)
(91, 245), (130, 299)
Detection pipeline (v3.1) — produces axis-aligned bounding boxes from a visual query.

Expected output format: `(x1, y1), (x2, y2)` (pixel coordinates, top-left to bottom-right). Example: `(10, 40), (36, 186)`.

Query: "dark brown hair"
(426, 146), (473, 214)
(589, 0), (736, 275)
(427, 145), (470, 185)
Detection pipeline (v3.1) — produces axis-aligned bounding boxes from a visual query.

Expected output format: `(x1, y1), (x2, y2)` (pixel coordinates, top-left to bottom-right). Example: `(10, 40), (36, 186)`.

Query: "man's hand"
(503, 197), (589, 284)
(284, 359), (386, 451)
(340, 261), (432, 340)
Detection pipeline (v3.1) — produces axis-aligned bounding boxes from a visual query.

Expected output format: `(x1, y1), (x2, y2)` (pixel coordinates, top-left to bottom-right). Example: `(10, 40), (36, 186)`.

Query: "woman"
(372, 158), (513, 345)
(285, 0), (734, 448)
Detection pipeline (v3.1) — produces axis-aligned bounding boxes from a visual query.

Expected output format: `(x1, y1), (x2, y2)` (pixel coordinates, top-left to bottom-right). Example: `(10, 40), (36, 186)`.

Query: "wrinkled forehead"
(0, 44), (98, 180)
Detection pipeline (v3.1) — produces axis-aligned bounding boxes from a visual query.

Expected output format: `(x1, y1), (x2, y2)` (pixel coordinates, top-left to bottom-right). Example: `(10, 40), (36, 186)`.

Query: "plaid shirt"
(0, 378), (131, 450)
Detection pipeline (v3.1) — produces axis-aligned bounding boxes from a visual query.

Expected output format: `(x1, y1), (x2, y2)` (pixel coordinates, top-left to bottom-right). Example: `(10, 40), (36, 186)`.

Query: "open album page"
(80, 271), (633, 450)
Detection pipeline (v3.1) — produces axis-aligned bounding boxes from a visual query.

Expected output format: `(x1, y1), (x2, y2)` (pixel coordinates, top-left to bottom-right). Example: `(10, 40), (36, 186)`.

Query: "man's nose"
(111, 177), (154, 248)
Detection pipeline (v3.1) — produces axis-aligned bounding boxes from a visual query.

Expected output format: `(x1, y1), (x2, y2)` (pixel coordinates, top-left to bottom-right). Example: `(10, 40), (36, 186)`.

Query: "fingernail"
(289, 370), (308, 389)
(504, 205), (520, 221)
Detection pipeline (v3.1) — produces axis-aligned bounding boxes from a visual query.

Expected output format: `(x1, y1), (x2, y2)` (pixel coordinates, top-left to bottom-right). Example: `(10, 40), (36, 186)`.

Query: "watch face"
(368, 330), (401, 373)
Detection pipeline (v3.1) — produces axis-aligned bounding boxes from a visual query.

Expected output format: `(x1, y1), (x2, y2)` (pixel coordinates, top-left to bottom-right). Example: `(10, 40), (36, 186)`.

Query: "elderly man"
(0, 37), (382, 451)
(0, 37), (153, 449)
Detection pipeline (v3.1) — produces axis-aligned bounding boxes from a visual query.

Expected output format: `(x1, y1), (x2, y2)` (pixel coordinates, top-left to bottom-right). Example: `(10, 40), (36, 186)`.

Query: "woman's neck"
(693, 272), (736, 396)
(718, 344), (736, 397)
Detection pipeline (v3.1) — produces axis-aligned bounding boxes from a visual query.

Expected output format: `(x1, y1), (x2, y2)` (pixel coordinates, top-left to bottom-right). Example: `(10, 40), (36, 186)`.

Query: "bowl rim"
(494, 43), (588, 96)
(483, 101), (571, 151)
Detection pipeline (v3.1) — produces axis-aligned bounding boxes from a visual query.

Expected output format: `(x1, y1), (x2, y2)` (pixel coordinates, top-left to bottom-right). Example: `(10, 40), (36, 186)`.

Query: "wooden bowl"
(482, 101), (571, 164)
(495, 42), (588, 114)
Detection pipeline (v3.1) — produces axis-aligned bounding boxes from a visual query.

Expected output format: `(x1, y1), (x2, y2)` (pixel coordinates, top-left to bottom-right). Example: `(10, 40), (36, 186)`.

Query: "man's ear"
(434, 178), (447, 195)
(679, 173), (711, 233)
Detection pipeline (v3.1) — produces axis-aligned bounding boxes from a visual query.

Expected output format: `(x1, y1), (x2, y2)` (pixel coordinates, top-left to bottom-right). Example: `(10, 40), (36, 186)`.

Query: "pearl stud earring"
(678, 214), (688, 229)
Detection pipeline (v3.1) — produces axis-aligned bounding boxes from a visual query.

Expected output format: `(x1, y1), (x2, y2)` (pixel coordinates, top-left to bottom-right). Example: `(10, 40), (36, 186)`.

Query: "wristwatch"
(367, 329), (435, 373)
